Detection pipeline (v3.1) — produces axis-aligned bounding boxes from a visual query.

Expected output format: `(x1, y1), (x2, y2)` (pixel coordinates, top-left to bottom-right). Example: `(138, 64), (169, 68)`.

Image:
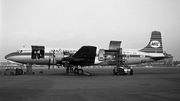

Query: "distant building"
(0, 61), (18, 66)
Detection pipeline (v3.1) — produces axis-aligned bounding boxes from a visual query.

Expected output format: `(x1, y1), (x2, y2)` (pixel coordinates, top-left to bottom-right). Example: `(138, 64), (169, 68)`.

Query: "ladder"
(115, 48), (124, 67)
(114, 48), (126, 75)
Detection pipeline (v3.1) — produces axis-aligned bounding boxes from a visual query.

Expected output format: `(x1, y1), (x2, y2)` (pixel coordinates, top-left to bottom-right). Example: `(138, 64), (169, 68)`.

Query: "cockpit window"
(17, 50), (23, 53)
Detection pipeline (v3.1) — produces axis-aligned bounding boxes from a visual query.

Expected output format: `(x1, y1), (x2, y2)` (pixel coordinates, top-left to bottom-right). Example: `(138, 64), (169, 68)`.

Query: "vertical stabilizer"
(139, 31), (163, 53)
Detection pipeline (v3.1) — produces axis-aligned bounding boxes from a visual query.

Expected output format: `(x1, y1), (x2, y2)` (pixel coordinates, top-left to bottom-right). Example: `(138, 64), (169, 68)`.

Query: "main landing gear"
(73, 68), (84, 75)
(66, 66), (91, 76)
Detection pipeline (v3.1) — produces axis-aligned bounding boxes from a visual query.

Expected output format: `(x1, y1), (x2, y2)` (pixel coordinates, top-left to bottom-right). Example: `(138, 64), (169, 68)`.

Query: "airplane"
(4, 31), (172, 75)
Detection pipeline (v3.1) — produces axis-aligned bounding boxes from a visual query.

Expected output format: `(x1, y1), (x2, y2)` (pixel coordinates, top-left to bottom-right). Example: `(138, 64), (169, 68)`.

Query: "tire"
(130, 69), (133, 75)
(113, 69), (117, 75)
(118, 68), (124, 75)
(10, 72), (14, 75)
(123, 73), (127, 75)
(78, 69), (84, 75)
(20, 70), (23, 75)
(74, 68), (78, 74)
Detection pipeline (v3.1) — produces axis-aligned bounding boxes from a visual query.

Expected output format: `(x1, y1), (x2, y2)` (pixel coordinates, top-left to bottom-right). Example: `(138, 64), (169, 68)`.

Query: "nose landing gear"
(24, 64), (35, 74)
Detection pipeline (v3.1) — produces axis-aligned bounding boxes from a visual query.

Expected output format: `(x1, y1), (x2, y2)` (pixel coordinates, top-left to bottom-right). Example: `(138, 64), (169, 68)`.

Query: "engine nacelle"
(54, 52), (64, 61)
(49, 58), (57, 65)
(98, 49), (105, 61)
(98, 49), (116, 61)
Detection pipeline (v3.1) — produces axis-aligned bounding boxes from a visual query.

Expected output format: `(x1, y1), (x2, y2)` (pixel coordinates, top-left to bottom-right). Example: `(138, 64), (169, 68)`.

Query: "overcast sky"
(1, 0), (180, 61)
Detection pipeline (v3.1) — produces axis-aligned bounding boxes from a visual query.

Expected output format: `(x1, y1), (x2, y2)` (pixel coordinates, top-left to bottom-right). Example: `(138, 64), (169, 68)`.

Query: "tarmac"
(0, 66), (180, 101)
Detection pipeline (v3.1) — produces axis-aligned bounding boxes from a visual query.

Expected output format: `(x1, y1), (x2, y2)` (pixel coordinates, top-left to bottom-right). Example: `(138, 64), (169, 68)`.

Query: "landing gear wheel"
(130, 69), (133, 75)
(113, 69), (117, 75)
(123, 73), (127, 75)
(78, 69), (84, 75)
(20, 69), (23, 75)
(66, 67), (69, 73)
(10, 72), (14, 75)
(118, 68), (124, 75)
(74, 68), (78, 74)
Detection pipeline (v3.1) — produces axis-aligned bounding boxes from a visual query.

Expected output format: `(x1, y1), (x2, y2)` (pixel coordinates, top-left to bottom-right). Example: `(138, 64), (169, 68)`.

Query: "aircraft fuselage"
(5, 48), (165, 66)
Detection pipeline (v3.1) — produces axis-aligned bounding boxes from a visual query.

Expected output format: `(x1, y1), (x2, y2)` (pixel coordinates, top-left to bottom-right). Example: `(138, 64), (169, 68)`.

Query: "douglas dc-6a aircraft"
(5, 31), (171, 75)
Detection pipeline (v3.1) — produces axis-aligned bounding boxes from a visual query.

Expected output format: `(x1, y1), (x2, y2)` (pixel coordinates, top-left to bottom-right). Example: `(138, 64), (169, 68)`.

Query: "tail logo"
(150, 40), (161, 48)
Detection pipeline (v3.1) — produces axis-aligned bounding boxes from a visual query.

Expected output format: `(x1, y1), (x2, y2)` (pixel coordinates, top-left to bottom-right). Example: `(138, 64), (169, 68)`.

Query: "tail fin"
(73, 46), (97, 59)
(139, 31), (163, 53)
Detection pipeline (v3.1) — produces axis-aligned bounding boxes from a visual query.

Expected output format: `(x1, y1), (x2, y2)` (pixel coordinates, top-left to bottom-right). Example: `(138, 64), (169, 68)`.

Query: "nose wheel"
(24, 64), (35, 74)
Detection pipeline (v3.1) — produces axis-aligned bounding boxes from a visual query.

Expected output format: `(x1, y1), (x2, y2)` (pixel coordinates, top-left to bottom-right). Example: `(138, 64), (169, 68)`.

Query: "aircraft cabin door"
(31, 46), (45, 59)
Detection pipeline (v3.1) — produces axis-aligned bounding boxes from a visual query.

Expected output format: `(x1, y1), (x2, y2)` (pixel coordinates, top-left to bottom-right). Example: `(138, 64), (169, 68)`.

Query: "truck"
(4, 68), (23, 75)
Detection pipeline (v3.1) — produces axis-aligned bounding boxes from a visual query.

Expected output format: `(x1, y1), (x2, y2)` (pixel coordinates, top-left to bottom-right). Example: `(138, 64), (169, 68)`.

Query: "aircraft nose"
(5, 53), (10, 60)
(5, 52), (18, 60)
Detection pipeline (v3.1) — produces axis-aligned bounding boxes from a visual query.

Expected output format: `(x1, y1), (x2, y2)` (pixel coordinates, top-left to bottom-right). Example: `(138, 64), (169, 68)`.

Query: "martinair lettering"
(123, 51), (137, 54)
(50, 49), (62, 53)
(150, 40), (160, 48)
(63, 50), (77, 53)
(50, 49), (77, 53)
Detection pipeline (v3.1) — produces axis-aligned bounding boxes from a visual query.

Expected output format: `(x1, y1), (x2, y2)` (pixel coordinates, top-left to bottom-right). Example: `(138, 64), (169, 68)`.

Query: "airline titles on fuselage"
(17, 49), (77, 54)
(49, 49), (77, 53)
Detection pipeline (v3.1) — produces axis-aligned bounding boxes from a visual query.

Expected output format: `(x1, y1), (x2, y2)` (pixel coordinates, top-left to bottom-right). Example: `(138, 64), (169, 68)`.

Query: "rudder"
(139, 31), (163, 53)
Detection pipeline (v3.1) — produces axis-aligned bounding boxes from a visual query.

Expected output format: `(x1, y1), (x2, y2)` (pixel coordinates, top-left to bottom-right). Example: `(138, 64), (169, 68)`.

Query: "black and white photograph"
(0, 0), (180, 101)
